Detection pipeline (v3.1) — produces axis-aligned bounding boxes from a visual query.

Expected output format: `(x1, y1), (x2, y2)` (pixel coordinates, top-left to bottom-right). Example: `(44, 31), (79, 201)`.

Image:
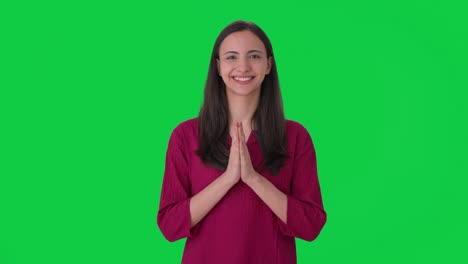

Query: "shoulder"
(173, 117), (198, 133)
(285, 119), (316, 155)
(170, 117), (199, 141)
(286, 119), (311, 137)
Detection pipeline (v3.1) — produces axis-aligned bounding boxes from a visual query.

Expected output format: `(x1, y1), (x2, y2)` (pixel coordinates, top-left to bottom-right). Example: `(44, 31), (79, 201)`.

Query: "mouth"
(232, 76), (255, 84)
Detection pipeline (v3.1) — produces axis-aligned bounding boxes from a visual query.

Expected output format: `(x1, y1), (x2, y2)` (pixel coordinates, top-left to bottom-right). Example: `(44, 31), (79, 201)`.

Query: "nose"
(236, 56), (251, 72)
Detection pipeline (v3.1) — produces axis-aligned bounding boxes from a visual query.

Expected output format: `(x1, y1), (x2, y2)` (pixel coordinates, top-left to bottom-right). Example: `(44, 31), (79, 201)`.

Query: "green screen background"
(1, 0), (467, 263)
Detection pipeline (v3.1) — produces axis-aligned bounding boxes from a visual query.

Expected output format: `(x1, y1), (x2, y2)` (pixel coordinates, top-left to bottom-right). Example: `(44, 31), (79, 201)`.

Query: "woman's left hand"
(238, 121), (260, 185)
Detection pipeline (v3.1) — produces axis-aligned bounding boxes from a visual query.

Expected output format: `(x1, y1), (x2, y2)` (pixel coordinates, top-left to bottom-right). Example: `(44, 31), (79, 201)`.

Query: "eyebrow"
(223, 50), (264, 55)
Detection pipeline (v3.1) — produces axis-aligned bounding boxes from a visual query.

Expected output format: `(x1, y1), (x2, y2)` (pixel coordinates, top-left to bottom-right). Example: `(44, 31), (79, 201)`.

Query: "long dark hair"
(196, 20), (288, 176)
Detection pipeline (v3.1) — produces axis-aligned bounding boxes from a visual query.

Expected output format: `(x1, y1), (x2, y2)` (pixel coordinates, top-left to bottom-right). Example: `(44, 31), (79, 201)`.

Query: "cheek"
(261, 64), (270, 73)
(220, 67), (231, 79)
(219, 71), (230, 83)
(220, 70), (228, 79)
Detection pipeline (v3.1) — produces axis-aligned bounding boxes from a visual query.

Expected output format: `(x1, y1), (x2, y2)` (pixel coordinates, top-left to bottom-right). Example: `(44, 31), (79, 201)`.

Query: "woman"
(157, 20), (326, 263)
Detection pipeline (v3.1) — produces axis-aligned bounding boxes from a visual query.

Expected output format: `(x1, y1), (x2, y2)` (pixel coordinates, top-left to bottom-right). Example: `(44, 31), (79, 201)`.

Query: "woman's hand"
(224, 122), (242, 185)
(238, 122), (260, 185)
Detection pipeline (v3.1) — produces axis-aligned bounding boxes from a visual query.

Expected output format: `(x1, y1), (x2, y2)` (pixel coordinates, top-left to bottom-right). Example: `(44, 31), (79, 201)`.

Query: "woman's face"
(217, 30), (272, 98)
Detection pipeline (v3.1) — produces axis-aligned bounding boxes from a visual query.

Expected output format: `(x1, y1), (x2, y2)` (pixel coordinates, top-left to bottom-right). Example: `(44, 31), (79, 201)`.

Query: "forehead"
(219, 30), (266, 53)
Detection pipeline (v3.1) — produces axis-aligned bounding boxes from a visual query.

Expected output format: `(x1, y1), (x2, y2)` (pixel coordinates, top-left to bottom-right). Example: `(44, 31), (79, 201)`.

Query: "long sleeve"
(157, 126), (197, 242)
(277, 125), (327, 241)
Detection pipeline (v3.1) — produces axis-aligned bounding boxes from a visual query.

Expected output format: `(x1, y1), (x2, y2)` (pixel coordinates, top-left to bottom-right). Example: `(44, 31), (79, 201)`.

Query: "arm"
(157, 127), (194, 242)
(238, 121), (287, 224)
(278, 126), (327, 241)
(189, 173), (237, 227)
(190, 124), (242, 227)
(157, 124), (240, 242)
(245, 173), (288, 224)
(246, 125), (326, 242)
(159, 168), (235, 241)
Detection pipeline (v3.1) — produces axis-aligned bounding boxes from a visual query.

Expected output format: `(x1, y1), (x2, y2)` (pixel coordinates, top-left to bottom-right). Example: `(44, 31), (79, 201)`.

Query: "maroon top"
(157, 118), (326, 264)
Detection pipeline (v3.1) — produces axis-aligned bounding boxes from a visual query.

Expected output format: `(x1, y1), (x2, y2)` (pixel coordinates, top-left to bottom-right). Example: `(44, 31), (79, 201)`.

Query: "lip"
(232, 76), (255, 85)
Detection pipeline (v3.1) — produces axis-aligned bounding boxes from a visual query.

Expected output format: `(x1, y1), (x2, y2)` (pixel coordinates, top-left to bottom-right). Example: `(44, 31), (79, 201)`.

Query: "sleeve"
(156, 126), (199, 242)
(277, 125), (327, 242)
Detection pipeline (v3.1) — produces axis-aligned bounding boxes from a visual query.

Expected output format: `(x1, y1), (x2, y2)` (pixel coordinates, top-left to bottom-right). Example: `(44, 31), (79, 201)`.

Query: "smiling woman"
(157, 20), (327, 264)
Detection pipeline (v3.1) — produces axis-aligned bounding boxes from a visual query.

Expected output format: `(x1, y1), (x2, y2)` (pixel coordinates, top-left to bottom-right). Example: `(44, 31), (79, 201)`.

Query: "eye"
(226, 55), (236, 60)
(250, 54), (261, 59)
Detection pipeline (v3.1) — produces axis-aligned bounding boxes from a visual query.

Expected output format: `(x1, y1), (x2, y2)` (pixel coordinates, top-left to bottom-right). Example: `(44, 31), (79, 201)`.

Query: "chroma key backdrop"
(1, 0), (467, 263)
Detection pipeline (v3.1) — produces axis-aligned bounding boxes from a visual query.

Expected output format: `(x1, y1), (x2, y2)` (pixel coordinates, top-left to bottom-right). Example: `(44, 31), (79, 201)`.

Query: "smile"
(233, 76), (254, 82)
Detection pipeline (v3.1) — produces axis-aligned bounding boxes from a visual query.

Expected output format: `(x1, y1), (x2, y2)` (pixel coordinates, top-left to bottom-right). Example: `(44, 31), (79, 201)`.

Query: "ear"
(266, 56), (272, 75)
(216, 59), (221, 76)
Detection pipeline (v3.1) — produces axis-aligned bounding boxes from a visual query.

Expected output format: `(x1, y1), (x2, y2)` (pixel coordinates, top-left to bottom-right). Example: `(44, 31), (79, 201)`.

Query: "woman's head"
(216, 30), (272, 99)
(198, 20), (288, 175)
(207, 20), (280, 108)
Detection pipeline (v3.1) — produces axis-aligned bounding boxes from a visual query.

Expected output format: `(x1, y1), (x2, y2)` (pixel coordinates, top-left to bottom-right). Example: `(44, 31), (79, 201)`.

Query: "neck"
(226, 92), (260, 131)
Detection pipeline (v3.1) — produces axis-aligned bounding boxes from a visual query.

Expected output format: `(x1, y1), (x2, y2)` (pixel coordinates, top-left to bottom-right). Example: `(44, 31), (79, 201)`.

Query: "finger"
(239, 122), (246, 143)
(239, 124), (247, 160)
(240, 132), (252, 164)
(230, 123), (238, 155)
(235, 122), (240, 154)
(230, 125), (235, 149)
(229, 124), (239, 166)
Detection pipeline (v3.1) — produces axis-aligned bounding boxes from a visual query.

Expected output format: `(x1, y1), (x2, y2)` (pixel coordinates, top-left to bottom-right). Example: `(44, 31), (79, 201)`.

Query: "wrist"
(245, 172), (261, 188)
(221, 172), (238, 187)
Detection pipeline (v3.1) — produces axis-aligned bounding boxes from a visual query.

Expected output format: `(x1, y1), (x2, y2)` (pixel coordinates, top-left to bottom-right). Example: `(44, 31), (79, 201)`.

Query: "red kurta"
(157, 118), (326, 264)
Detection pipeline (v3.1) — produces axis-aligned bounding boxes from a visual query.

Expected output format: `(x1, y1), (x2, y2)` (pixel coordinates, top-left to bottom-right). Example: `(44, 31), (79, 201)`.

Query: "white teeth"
(233, 76), (253, 81)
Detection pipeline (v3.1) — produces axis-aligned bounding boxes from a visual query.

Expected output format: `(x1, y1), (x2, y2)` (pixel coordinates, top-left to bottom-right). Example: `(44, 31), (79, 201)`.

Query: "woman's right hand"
(223, 122), (241, 185)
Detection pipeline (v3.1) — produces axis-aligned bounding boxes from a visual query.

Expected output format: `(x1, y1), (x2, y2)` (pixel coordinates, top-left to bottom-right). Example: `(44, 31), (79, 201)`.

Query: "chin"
(227, 86), (260, 97)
